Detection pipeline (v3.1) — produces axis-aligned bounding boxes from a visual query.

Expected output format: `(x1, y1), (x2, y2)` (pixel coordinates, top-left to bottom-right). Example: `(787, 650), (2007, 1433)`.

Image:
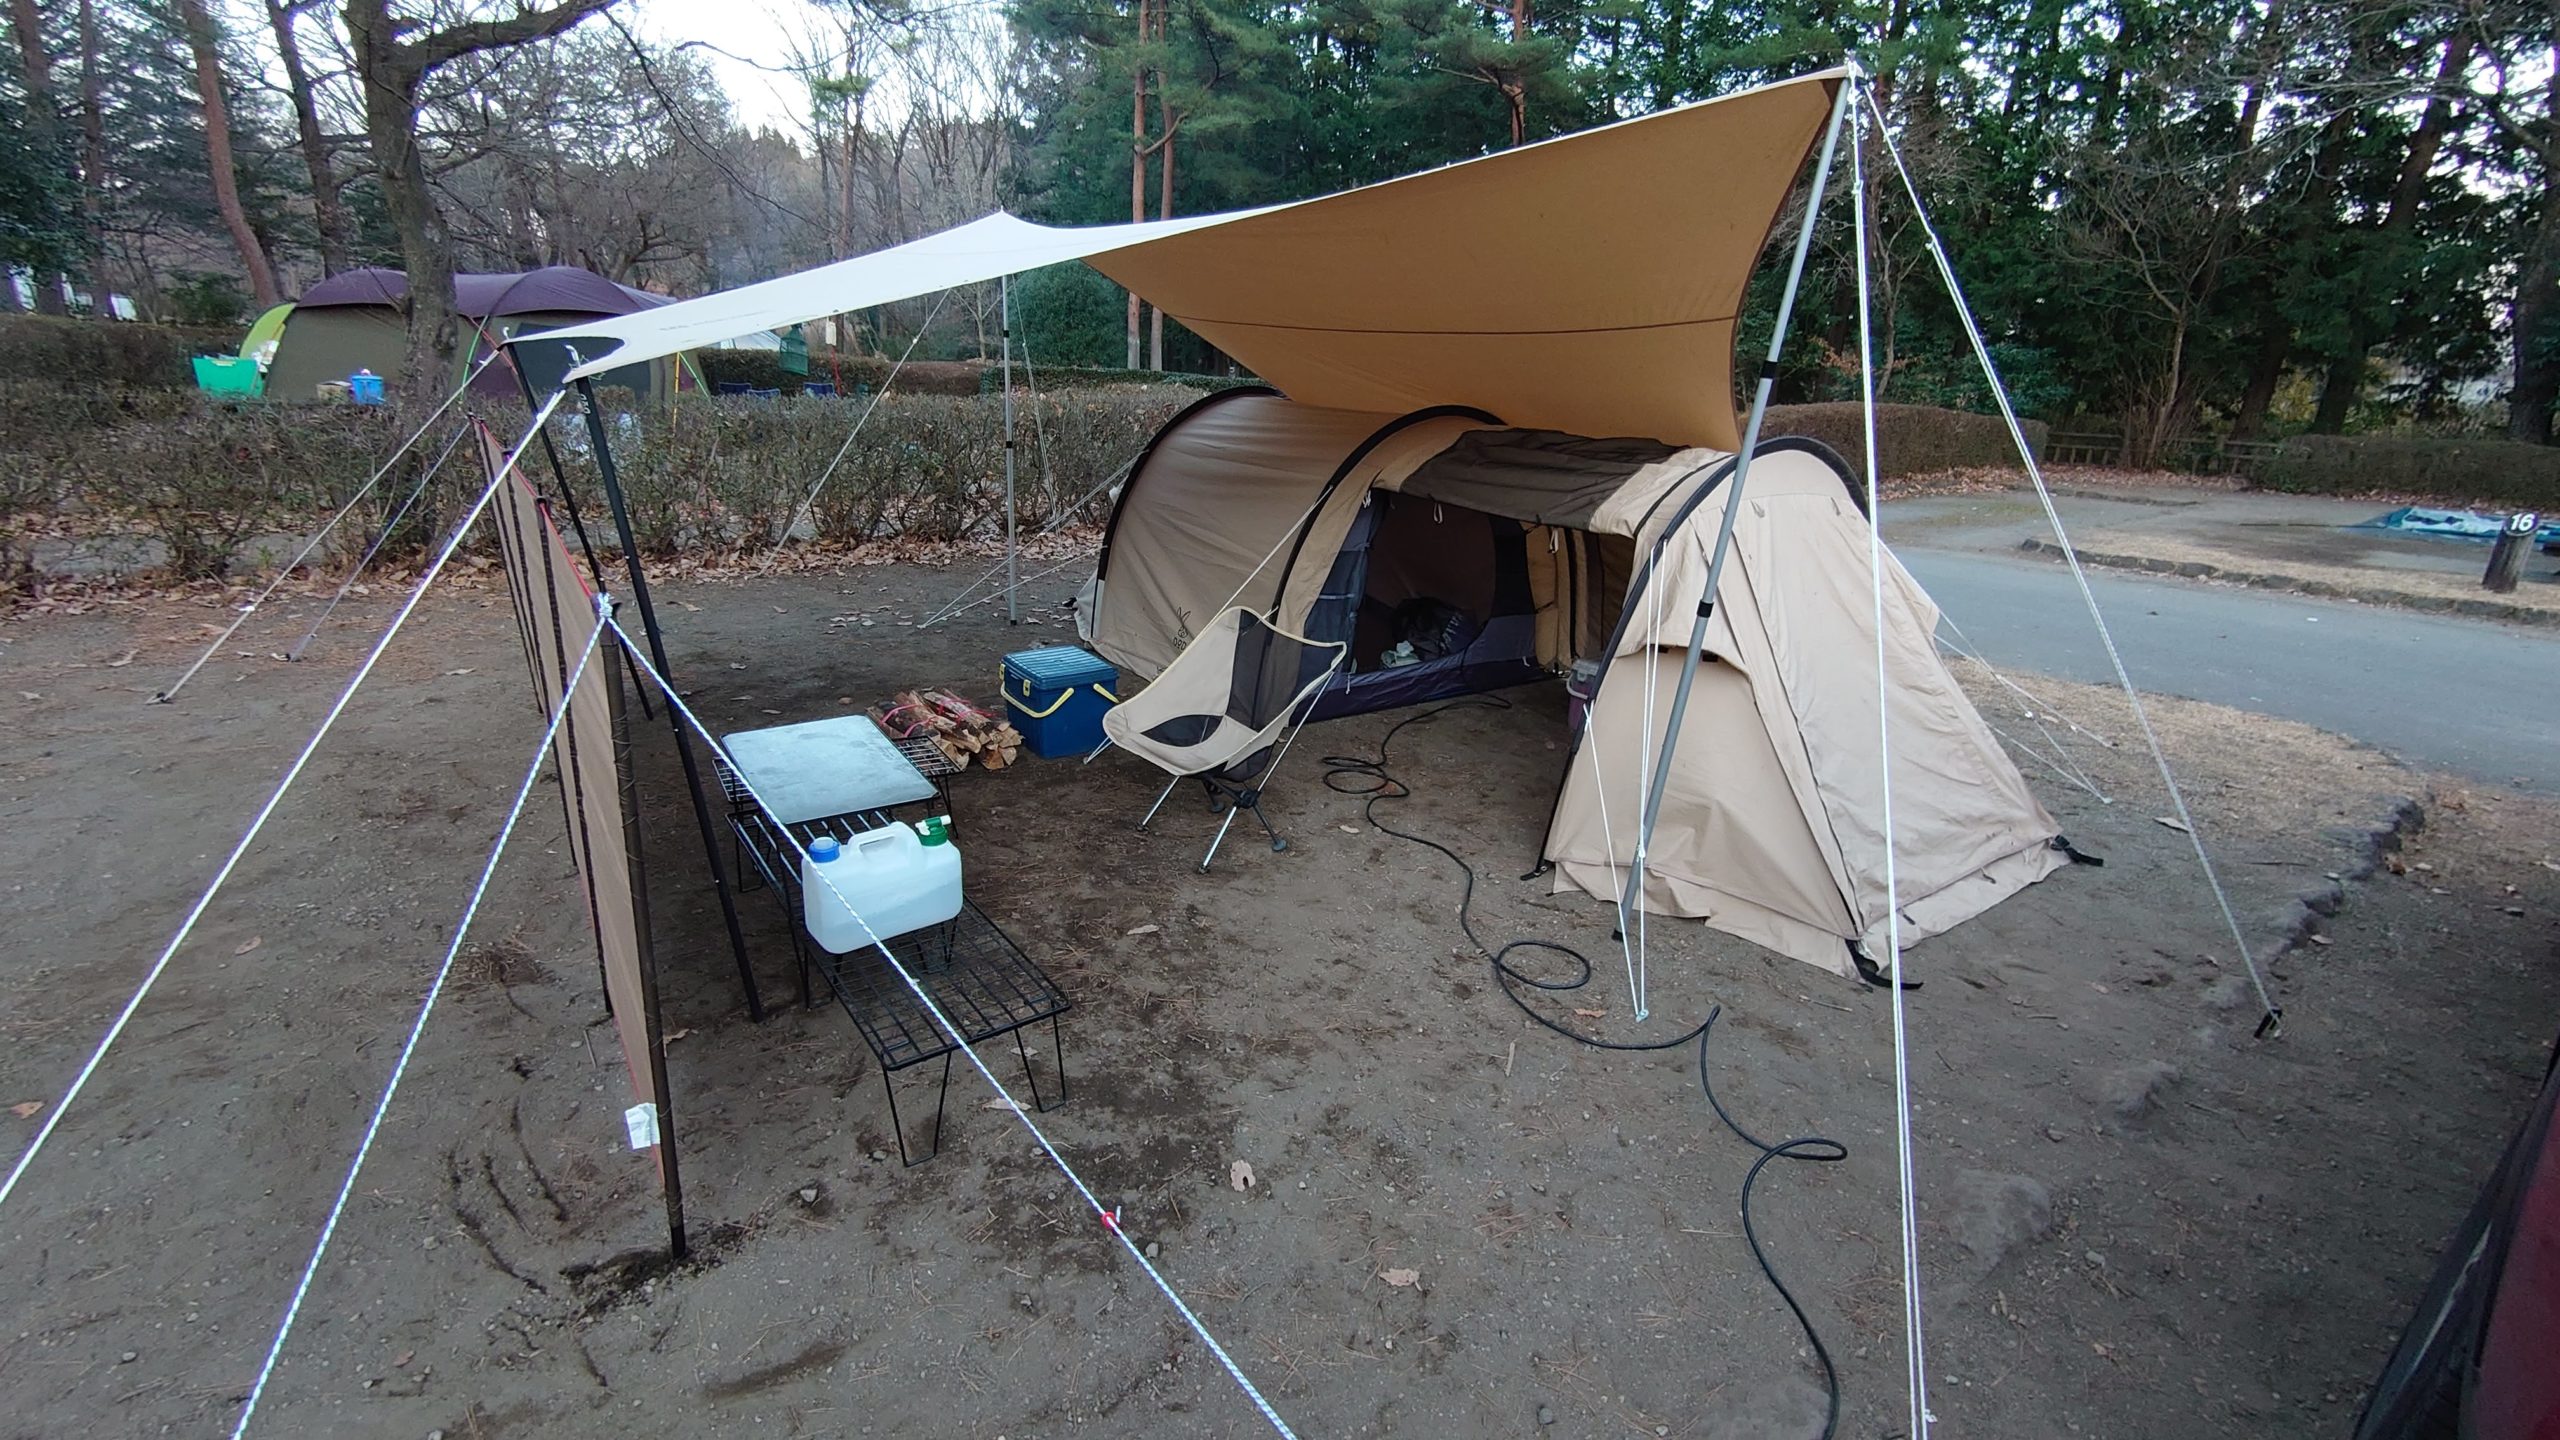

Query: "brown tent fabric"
(1085, 396), (2064, 974)
(485, 428), (669, 1175)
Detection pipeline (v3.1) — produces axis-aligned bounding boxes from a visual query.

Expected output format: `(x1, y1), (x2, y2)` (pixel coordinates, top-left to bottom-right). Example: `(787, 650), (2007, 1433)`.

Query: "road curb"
(2015, 538), (2560, 629)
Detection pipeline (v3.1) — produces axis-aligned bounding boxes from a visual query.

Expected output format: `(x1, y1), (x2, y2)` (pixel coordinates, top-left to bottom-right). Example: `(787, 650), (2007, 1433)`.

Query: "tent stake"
(575, 377), (768, 1025)
(1624, 71), (1859, 1004)
(1002, 274), (1019, 624)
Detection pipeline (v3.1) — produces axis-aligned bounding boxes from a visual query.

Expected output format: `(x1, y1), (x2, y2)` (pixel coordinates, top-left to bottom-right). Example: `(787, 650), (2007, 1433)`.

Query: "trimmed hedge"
(2260, 434), (2560, 509)
(1760, 402), (2046, 479)
(986, 364), (1261, 394)
(573, 386), (1201, 554)
(0, 315), (247, 389)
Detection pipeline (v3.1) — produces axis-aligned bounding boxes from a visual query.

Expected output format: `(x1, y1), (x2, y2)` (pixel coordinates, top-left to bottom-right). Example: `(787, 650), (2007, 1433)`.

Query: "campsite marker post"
(2485, 512), (2538, 594)
(1626, 71), (1860, 1018)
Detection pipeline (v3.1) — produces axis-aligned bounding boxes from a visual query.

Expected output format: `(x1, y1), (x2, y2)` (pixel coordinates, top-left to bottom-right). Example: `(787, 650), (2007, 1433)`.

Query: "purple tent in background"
(267, 265), (678, 401)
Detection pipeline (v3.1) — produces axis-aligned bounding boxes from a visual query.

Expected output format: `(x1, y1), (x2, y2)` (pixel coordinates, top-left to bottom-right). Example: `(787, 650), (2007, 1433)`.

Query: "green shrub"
(2260, 434), (2560, 508)
(989, 364), (1259, 394)
(693, 347), (891, 396)
(0, 314), (247, 388)
(1760, 402), (2047, 479)
(563, 385), (1201, 554)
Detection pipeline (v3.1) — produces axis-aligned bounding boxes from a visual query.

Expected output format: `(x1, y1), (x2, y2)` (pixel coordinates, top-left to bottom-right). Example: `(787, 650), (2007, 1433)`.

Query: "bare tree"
(175, 0), (280, 307)
(8, 0), (70, 312)
(266, 0), (353, 273)
(342, 0), (619, 410)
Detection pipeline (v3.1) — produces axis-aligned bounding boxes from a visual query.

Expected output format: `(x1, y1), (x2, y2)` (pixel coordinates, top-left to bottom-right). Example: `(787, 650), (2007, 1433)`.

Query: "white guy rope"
(154, 358), (494, 703)
(1852, 94), (1934, 1440)
(916, 456), (1136, 630)
(228, 610), (606, 1440)
(0, 396), (564, 1218)
(1866, 87), (2283, 1035)
(285, 424), (473, 661)
(758, 289), (954, 572)
(604, 619), (1301, 1440)
(920, 547), (1099, 629)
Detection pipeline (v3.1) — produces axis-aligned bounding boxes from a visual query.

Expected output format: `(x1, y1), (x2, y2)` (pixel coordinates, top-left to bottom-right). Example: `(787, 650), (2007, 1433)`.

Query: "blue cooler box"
(1001, 646), (1119, 758)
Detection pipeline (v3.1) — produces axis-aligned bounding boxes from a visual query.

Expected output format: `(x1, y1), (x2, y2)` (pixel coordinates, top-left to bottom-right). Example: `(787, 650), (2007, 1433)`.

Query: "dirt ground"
(3, 557), (2557, 1440)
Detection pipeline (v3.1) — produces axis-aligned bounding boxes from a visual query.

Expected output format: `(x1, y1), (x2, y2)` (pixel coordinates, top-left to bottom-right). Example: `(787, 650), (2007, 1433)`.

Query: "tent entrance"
(1309, 492), (1544, 719)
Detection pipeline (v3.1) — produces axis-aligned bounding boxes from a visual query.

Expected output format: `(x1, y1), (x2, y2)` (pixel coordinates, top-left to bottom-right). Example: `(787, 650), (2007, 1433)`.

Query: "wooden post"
(2485, 511), (2540, 594)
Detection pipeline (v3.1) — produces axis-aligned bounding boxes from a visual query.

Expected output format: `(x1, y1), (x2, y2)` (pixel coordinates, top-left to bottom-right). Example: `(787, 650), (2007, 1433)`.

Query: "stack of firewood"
(874, 688), (1024, 771)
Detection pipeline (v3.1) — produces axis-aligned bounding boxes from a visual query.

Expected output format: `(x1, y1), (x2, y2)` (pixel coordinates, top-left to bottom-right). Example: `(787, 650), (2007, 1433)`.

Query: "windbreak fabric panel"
(485, 429), (667, 1181)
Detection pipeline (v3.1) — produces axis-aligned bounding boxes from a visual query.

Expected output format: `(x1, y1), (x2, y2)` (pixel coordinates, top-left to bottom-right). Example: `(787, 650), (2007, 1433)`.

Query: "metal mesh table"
(808, 904), (1070, 1165)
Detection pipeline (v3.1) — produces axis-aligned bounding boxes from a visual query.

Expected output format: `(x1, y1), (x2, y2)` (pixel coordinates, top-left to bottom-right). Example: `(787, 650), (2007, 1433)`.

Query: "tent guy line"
(285, 422), (476, 662)
(601, 616), (1303, 1440)
(1864, 85), (2281, 1036)
(228, 612), (609, 1440)
(0, 394), (565, 1219)
(1851, 93), (1933, 1440)
(150, 353), (496, 705)
(757, 287), (954, 574)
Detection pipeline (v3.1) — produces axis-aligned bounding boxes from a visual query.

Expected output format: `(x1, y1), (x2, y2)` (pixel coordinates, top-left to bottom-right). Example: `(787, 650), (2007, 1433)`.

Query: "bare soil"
(3, 560), (2557, 1440)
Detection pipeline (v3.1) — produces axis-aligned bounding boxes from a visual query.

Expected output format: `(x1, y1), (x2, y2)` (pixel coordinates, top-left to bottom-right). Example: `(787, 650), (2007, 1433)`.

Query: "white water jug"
(802, 819), (963, 953)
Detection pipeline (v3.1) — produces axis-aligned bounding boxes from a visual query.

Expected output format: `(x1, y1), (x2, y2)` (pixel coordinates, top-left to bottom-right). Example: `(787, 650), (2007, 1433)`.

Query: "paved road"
(1899, 547), (2560, 789)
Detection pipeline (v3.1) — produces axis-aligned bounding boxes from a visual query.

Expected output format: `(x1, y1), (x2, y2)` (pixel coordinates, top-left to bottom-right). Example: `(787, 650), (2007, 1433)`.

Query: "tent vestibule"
(1079, 392), (2065, 976)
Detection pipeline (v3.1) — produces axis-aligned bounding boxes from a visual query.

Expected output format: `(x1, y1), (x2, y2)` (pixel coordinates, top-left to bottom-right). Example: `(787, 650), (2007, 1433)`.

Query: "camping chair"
(1099, 607), (1347, 872)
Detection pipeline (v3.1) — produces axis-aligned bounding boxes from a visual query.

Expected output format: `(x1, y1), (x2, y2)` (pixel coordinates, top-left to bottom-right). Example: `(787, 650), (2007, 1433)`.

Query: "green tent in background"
(239, 303), (293, 365)
(265, 266), (688, 402)
(780, 322), (809, 377)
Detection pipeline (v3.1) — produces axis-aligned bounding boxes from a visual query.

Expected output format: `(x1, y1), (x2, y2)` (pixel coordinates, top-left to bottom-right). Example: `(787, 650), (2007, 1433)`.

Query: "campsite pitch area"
(2, 562), (2556, 1439)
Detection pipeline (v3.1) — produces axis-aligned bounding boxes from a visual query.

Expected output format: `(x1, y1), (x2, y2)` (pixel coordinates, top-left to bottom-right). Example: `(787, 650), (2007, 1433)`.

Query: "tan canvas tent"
(511, 65), (2068, 976)
(1078, 390), (2066, 976)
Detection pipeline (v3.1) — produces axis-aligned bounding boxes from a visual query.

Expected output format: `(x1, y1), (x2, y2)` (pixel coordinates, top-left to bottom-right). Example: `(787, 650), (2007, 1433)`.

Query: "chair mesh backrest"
(1228, 610), (1332, 730)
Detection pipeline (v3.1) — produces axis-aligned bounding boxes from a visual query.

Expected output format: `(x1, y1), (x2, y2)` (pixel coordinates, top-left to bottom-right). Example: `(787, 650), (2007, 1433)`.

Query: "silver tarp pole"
(1001, 274), (1019, 624)
(1627, 73), (1858, 924)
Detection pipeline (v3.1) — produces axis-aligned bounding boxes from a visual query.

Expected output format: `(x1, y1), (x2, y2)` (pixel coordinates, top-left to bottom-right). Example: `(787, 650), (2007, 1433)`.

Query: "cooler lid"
(1003, 645), (1117, 689)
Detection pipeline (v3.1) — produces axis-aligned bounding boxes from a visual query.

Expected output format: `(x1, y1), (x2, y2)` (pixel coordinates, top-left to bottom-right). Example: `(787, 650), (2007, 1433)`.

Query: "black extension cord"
(1320, 696), (1846, 1436)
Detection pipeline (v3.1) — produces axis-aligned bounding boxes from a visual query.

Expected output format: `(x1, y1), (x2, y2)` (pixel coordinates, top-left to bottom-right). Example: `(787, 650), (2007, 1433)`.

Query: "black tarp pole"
(510, 347), (650, 720)
(1623, 73), (1856, 1009)
(575, 375), (767, 1023)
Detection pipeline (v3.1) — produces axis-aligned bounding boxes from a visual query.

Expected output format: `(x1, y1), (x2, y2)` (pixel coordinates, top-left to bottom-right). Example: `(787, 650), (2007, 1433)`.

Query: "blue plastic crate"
(1001, 646), (1119, 759)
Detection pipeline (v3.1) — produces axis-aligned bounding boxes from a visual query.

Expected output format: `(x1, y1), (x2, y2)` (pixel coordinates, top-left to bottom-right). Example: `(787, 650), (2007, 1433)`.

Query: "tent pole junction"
(1624, 69), (1859, 1018)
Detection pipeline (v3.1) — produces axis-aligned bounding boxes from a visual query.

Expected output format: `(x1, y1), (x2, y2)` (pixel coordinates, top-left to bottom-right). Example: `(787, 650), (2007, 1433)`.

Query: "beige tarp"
(540, 71), (1844, 450)
(485, 428), (667, 1173)
(1544, 447), (2065, 973)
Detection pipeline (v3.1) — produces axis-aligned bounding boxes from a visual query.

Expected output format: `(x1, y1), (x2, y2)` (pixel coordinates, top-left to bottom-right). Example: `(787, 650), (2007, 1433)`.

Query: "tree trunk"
(2512, 180), (2560, 444)
(1150, 100), (1175, 369)
(346, 0), (459, 413)
(76, 0), (107, 300)
(1126, 0), (1148, 369)
(267, 0), (351, 274)
(177, 0), (280, 309)
(2229, 310), (2290, 439)
(2310, 354), (2361, 434)
(8, 0), (69, 314)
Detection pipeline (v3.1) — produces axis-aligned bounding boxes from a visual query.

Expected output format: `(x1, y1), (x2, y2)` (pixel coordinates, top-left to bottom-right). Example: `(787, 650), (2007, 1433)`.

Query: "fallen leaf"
(8, 1101), (41, 1119)
(1338, 825), (1361, 834)
(1571, 1007), (1606, 1020)
(233, 936), (262, 956)
(664, 1028), (693, 1043)
(2385, 855), (2408, 875)
(2153, 816), (2190, 834)
(981, 1097), (1023, 1112)
(1229, 1160), (1255, 1192)
(1125, 923), (1160, 937)
(677, 600), (702, 612)
(442, 668), (475, 677)
(105, 649), (136, 667)
(2306, 934), (2333, 947)
(1379, 1267), (1420, 1288)
(2539, 860), (2559, 872)
(392, 1350), (414, 1369)
(18, 692), (38, 702)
